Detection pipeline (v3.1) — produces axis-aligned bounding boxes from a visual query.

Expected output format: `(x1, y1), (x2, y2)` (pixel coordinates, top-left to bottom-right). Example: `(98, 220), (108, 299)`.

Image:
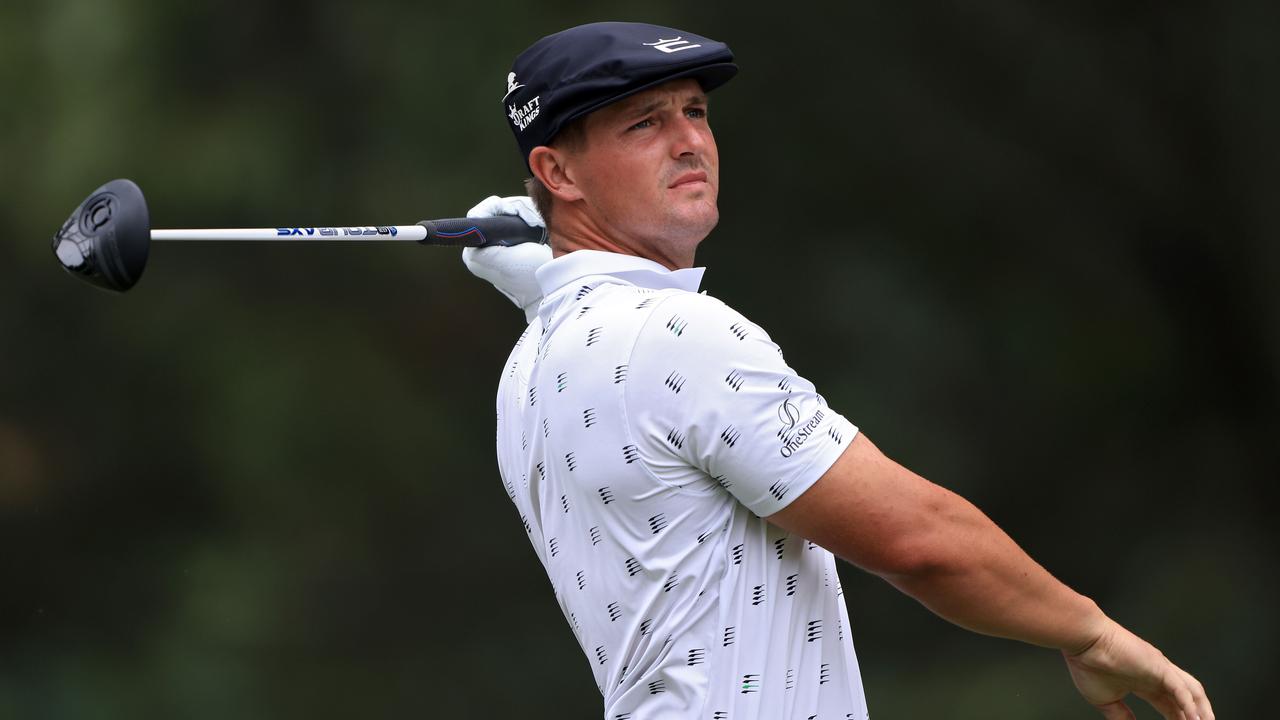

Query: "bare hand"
(1064, 620), (1213, 720)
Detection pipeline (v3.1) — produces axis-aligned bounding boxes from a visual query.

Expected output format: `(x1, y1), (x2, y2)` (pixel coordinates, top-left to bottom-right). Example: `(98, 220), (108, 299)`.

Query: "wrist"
(1064, 600), (1111, 657)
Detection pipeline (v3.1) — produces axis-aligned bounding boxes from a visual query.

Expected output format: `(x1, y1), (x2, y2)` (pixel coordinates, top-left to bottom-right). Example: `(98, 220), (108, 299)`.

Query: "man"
(463, 21), (1213, 720)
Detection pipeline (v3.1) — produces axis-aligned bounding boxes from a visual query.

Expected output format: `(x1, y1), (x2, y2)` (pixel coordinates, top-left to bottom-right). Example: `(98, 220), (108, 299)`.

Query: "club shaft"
(151, 226), (427, 242)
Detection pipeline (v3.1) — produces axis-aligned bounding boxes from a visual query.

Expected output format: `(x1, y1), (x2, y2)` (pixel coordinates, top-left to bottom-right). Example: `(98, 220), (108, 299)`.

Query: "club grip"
(417, 216), (547, 247)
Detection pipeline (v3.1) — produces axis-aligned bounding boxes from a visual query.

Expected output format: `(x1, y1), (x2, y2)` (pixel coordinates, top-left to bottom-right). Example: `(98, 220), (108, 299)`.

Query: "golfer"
(463, 21), (1213, 720)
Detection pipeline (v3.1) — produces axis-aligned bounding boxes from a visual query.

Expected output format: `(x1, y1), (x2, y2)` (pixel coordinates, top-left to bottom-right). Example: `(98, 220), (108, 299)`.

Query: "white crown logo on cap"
(503, 72), (525, 101)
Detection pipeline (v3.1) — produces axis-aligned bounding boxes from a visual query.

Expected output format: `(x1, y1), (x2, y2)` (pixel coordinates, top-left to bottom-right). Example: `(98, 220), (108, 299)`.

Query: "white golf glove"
(461, 195), (552, 323)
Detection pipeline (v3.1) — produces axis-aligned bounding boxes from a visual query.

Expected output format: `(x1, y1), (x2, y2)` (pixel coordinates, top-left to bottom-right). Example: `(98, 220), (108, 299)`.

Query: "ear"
(529, 145), (584, 203)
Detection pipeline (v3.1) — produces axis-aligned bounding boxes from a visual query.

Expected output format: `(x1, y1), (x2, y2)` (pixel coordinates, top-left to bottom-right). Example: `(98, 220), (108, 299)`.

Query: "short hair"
(524, 117), (587, 231)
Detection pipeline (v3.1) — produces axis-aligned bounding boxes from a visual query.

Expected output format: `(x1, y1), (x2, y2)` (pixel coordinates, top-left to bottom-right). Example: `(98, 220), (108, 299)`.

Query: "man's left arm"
(767, 434), (1213, 720)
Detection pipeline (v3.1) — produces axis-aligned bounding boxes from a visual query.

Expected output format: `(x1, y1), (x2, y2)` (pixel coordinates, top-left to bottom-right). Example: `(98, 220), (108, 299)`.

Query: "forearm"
(880, 487), (1108, 653)
(769, 435), (1109, 653)
(770, 434), (1213, 718)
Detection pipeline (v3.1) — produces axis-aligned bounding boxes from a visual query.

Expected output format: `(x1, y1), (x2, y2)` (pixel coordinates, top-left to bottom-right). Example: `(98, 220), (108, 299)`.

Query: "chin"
(681, 203), (719, 236)
(662, 213), (718, 249)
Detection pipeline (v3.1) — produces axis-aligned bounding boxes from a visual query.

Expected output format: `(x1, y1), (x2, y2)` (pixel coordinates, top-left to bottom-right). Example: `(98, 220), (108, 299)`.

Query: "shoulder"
(648, 291), (762, 332)
(637, 290), (773, 350)
(648, 289), (738, 316)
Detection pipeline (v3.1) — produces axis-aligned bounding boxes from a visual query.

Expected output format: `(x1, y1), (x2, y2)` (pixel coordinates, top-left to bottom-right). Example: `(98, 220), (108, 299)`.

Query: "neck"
(548, 204), (697, 271)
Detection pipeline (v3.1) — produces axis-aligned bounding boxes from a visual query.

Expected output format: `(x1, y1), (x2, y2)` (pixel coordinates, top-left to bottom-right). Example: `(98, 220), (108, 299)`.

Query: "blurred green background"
(1, 1), (1274, 717)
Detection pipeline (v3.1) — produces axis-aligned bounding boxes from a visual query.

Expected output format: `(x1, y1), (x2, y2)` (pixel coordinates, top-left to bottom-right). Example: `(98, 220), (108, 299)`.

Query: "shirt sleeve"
(624, 291), (858, 517)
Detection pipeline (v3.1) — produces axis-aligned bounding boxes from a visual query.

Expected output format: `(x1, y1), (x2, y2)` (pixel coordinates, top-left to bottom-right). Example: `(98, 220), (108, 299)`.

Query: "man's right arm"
(767, 433), (1213, 720)
(461, 195), (551, 323)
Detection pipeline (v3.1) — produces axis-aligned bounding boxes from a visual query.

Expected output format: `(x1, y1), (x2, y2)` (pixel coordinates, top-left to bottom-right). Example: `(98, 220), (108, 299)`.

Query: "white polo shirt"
(494, 250), (868, 720)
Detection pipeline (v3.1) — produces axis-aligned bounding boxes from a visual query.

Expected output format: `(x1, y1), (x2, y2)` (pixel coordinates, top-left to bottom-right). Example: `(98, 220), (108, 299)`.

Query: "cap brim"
(548, 62), (739, 147)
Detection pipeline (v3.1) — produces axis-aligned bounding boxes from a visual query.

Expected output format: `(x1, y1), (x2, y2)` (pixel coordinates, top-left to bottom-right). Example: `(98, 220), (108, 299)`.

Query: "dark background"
(1, 1), (1274, 717)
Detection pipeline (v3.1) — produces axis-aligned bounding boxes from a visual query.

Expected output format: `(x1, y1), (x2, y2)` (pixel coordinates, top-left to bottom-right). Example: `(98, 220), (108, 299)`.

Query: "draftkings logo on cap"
(502, 21), (737, 168)
(504, 71), (541, 132)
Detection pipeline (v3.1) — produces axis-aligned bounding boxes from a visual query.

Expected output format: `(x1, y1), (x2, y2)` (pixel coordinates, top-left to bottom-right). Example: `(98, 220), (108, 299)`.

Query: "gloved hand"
(462, 195), (552, 323)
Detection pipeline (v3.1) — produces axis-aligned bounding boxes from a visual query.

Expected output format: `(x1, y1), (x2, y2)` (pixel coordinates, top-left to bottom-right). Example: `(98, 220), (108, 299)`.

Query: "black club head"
(51, 178), (150, 292)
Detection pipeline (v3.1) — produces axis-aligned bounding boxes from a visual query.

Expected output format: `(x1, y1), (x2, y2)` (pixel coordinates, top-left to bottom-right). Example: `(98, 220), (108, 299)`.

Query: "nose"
(670, 115), (709, 159)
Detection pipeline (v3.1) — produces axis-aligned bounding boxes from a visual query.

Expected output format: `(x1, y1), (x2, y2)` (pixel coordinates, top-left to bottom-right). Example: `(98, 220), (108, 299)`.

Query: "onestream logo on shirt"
(777, 396), (825, 458)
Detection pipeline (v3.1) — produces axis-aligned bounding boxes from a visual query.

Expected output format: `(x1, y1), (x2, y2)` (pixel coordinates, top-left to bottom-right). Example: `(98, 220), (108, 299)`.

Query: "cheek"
(591, 151), (660, 205)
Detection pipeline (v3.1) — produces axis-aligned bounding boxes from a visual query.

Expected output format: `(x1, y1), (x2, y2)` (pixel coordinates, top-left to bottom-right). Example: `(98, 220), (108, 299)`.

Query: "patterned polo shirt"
(494, 250), (869, 720)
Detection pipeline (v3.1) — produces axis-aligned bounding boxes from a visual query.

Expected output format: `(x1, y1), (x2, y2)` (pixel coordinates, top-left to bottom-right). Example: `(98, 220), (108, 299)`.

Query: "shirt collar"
(535, 249), (706, 296)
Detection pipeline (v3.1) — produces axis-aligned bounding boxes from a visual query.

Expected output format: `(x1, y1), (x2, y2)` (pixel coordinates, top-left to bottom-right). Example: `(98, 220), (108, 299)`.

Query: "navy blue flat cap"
(503, 22), (737, 167)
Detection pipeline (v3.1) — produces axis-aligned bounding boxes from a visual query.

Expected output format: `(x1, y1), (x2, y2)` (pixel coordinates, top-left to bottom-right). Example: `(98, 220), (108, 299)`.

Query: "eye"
(686, 107), (707, 119)
(628, 118), (654, 131)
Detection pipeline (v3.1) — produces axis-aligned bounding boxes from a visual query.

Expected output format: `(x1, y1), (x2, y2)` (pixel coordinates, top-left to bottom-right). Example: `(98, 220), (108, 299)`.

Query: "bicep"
(766, 433), (967, 578)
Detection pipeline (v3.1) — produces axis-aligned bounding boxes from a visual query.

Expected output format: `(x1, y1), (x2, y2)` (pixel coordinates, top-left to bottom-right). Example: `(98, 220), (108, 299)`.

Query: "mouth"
(668, 170), (708, 189)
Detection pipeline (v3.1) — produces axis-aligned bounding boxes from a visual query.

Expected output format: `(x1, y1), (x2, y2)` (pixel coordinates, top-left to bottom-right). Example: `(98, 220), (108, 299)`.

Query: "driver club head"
(51, 178), (150, 292)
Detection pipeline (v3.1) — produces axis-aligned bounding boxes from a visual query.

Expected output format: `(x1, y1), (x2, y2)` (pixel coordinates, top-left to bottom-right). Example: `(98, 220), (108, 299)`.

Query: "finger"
(1178, 668), (1213, 720)
(1093, 700), (1137, 720)
(1167, 673), (1209, 720)
(461, 245), (496, 272)
(466, 195), (504, 218)
(1168, 673), (1205, 720)
(1134, 687), (1189, 720)
(501, 197), (545, 228)
(460, 246), (520, 292)
(1175, 686), (1196, 719)
(514, 206), (545, 228)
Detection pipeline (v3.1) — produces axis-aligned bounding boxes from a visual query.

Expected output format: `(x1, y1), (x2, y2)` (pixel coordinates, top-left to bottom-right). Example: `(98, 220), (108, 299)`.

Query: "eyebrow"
(625, 93), (709, 119)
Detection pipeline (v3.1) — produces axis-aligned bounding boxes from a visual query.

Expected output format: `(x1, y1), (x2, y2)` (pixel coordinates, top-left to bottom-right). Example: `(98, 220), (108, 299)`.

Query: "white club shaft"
(151, 226), (428, 242)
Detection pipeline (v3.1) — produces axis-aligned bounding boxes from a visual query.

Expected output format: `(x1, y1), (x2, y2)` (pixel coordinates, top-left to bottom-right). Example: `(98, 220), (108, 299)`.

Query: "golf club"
(51, 178), (547, 293)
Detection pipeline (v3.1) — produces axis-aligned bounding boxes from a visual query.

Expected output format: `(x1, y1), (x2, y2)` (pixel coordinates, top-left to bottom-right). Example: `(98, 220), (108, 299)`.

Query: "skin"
(769, 435), (1214, 720)
(525, 78), (1214, 720)
(529, 78), (716, 270)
